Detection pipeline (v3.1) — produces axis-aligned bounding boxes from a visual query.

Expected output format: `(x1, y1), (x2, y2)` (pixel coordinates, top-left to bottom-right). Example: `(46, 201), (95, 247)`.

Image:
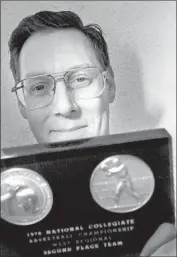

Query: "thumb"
(140, 223), (176, 256)
(151, 238), (176, 256)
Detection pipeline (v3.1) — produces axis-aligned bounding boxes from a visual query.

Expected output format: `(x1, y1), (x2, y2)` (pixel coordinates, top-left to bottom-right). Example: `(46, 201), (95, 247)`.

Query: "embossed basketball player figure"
(101, 157), (141, 207)
(1, 184), (39, 214)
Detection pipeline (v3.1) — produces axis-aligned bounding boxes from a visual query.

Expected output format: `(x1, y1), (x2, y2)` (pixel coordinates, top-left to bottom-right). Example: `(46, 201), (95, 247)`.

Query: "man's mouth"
(50, 125), (87, 133)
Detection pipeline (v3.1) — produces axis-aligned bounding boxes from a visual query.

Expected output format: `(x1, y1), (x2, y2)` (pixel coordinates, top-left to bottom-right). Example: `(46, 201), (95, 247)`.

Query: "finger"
(151, 238), (176, 256)
(140, 223), (176, 256)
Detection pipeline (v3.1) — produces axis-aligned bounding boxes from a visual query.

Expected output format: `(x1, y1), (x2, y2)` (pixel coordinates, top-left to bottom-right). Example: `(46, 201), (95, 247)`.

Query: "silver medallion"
(1, 167), (53, 225)
(90, 155), (155, 213)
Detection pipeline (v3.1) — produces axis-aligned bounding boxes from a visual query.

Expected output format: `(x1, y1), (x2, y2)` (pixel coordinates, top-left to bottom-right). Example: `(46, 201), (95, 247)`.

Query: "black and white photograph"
(1, 1), (176, 257)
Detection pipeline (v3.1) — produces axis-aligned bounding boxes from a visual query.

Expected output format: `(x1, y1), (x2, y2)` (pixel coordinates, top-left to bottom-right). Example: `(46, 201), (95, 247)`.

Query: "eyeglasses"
(11, 67), (107, 110)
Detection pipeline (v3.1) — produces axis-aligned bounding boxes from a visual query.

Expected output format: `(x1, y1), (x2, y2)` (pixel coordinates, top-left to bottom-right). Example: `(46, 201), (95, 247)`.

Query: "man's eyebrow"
(67, 64), (94, 70)
(25, 64), (95, 78)
(25, 72), (46, 78)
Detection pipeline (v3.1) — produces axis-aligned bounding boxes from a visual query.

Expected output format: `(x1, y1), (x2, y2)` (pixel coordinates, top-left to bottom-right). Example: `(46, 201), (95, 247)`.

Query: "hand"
(140, 223), (176, 256)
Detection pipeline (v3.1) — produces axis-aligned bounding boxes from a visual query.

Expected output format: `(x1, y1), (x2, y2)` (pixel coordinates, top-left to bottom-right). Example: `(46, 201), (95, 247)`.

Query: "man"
(7, 10), (176, 256)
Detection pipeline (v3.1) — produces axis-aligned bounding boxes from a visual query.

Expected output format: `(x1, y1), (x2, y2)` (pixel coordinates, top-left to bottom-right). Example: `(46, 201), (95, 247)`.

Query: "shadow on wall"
(111, 46), (162, 133)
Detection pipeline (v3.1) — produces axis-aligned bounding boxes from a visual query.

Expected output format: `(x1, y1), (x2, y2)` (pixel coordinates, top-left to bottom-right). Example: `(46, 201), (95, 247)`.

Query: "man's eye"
(32, 84), (46, 91)
(29, 83), (50, 95)
(69, 75), (91, 88)
(76, 76), (88, 82)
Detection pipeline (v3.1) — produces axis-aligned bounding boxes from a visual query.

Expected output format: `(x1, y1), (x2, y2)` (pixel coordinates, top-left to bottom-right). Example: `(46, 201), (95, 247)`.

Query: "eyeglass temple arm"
(11, 85), (24, 93)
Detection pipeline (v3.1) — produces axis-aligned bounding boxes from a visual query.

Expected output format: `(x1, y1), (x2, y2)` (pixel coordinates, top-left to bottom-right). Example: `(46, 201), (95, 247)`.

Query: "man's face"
(19, 29), (115, 143)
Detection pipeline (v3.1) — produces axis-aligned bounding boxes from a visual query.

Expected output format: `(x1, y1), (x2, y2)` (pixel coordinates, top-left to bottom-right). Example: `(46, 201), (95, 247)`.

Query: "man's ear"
(18, 100), (27, 119)
(106, 65), (116, 103)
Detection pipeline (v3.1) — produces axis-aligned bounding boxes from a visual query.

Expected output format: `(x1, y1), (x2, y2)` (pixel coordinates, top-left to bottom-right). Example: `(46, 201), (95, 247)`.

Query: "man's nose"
(51, 80), (77, 116)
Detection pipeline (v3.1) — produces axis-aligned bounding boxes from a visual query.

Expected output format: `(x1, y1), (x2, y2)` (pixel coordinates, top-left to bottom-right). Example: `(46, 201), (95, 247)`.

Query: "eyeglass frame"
(11, 66), (108, 110)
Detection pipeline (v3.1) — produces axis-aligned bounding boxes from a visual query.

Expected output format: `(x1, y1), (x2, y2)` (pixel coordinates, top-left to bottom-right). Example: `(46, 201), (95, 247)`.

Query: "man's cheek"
(79, 98), (103, 110)
(27, 108), (49, 125)
(27, 112), (48, 136)
(86, 115), (102, 136)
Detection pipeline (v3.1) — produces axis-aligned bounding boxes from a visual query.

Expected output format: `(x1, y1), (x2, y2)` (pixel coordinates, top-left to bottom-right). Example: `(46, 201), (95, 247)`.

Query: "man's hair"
(8, 10), (112, 82)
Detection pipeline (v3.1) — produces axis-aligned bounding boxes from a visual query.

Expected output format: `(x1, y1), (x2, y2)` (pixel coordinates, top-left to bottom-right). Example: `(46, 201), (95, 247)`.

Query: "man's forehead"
(21, 28), (92, 49)
(19, 28), (100, 77)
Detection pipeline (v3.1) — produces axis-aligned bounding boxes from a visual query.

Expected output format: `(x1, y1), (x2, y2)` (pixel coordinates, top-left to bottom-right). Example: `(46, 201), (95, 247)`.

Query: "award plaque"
(0, 129), (175, 257)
